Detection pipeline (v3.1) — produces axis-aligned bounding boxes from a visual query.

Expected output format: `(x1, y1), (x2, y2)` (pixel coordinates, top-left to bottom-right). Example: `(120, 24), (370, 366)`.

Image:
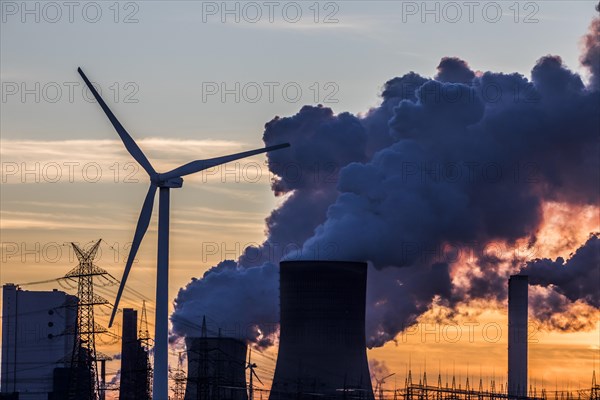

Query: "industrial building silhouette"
(1, 285), (76, 399)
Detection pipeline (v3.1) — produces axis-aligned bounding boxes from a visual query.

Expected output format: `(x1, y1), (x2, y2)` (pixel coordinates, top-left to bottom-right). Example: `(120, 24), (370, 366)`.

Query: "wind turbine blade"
(77, 67), (156, 176)
(109, 184), (157, 327)
(161, 143), (290, 180)
(252, 370), (263, 386)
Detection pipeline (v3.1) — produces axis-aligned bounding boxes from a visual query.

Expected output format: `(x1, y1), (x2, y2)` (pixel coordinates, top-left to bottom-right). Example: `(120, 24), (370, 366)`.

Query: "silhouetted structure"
(270, 261), (374, 400)
(1, 284), (77, 400)
(386, 369), (592, 400)
(48, 350), (93, 400)
(171, 352), (187, 400)
(184, 335), (248, 400)
(119, 308), (151, 400)
(508, 275), (528, 397)
(66, 240), (112, 400)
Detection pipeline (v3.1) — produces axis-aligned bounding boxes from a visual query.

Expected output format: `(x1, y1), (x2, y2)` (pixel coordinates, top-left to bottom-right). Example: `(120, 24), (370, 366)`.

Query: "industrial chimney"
(120, 308), (151, 400)
(120, 308), (139, 399)
(270, 261), (374, 400)
(184, 335), (248, 400)
(508, 274), (528, 398)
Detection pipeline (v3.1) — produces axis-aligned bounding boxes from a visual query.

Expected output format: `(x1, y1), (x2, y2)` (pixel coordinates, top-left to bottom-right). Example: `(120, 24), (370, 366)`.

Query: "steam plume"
(172, 10), (600, 348)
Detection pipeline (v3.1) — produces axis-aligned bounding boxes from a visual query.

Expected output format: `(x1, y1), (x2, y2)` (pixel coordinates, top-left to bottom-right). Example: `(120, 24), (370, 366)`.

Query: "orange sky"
(1, 179), (598, 399)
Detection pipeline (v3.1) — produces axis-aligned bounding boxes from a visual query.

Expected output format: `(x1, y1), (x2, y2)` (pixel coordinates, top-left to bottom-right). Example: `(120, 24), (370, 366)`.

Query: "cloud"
(171, 10), (600, 349)
(522, 233), (600, 308)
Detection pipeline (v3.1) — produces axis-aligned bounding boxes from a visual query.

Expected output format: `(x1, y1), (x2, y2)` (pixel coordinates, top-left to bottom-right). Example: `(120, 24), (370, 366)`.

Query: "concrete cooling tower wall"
(269, 261), (374, 400)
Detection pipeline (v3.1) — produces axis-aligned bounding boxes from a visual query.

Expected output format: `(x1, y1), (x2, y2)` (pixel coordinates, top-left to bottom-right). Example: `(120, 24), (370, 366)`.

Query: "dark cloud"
(435, 57), (476, 84)
(263, 105), (368, 194)
(521, 234), (600, 307)
(529, 286), (599, 332)
(580, 7), (600, 89)
(171, 260), (279, 348)
(366, 263), (451, 347)
(381, 72), (429, 103)
(172, 12), (600, 348)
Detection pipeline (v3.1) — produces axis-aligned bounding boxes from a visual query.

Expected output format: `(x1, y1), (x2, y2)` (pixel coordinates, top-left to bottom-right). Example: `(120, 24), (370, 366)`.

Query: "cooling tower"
(270, 261), (374, 400)
(508, 275), (528, 398)
(184, 336), (248, 400)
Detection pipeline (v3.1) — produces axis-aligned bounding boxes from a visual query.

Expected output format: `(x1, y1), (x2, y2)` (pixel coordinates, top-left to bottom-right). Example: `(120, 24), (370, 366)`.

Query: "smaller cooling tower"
(270, 261), (374, 400)
(184, 336), (248, 400)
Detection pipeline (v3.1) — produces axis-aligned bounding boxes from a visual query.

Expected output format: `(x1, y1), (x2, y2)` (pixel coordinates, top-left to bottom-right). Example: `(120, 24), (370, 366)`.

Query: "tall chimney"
(120, 308), (139, 399)
(270, 261), (374, 400)
(508, 275), (528, 397)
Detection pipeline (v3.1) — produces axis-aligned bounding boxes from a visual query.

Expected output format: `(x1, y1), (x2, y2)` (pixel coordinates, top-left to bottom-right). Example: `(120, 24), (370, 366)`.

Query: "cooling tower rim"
(509, 274), (529, 280)
(185, 336), (245, 343)
(280, 260), (367, 266)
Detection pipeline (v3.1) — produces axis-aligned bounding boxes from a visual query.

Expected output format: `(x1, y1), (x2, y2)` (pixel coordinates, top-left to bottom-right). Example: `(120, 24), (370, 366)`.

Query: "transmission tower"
(139, 300), (151, 346)
(66, 239), (112, 400)
(170, 352), (186, 400)
(97, 353), (113, 400)
(592, 371), (599, 400)
(139, 300), (153, 399)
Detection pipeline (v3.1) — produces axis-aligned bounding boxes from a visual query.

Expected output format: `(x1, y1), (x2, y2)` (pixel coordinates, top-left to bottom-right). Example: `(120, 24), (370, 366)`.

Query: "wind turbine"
(77, 67), (290, 400)
(246, 348), (263, 400)
(375, 373), (395, 400)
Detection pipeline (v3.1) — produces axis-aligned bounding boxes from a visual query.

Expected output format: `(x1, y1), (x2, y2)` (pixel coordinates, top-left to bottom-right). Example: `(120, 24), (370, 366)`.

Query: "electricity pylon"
(139, 300), (153, 398)
(170, 352), (186, 400)
(66, 239), (115, 400)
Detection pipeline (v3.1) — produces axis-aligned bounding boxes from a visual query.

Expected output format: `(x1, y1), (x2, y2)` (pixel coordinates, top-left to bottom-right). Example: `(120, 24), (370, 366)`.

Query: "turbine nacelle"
(152, 174), (184, 188)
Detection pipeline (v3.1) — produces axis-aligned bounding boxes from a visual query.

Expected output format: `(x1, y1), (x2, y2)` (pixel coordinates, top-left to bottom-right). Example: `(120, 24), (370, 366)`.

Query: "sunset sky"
(1, 1), (599, 398)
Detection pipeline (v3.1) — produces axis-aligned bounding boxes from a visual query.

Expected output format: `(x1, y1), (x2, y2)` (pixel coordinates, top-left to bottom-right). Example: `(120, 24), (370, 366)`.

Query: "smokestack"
(508, 275), (528, 397)
(270, 261), (374, 400)
(119, 309), (150, 400)
(120, 308), (138, 399)
(184, 336), (248, 400)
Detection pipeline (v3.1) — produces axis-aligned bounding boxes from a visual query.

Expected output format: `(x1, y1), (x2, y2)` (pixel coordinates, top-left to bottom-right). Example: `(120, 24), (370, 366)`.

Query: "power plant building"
(1, 284), (77, 400)
(508, 275), (528, 397)
(270, 261), (374, 400)
(184, 335), (248, 400)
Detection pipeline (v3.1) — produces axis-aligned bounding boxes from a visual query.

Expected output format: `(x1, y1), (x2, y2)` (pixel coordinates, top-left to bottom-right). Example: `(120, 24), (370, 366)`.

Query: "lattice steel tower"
(66, 239), (112, 400)
(171, 353), (186, 400)
(139, 300), (153, 397)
